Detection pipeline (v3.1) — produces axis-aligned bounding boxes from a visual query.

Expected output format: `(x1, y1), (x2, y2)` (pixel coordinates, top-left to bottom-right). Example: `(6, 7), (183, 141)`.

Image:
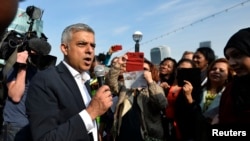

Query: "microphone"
(28, 38), (51, 55)
(94, 65), (106, 87)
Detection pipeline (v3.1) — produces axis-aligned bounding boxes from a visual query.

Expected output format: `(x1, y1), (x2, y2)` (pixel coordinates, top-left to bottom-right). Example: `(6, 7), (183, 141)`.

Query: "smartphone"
(111, 45), (122, 51)
(126, 52), (144, 72)
(176, 68), (201, 87)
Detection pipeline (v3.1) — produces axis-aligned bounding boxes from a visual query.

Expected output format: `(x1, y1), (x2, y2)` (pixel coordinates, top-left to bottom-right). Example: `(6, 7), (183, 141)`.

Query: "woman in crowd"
(182, 58), (234, 141)
(163, 58), (201, 141)
(193, 47), (216, 86)
(159, 57), (177, 92)
(199, 58), (234, 120)
(105, 55), (167, 141)
(159, 57), (177, 85)
(219, 27), (250, 126)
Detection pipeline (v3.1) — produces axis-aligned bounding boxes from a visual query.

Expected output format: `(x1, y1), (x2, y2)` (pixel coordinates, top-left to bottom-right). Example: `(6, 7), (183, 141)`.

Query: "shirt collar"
(62, 61), (90, 82)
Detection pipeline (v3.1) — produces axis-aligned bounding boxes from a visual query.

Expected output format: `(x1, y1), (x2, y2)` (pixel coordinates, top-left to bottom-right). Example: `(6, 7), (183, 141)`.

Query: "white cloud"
(113, 25), (130, 35)
(136, 0), (181, 21)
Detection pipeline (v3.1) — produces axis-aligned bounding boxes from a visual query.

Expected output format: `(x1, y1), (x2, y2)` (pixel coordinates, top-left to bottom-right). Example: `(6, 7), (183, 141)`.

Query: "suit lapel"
(56, 62), (86, 109)
(85, 80), (92, 98)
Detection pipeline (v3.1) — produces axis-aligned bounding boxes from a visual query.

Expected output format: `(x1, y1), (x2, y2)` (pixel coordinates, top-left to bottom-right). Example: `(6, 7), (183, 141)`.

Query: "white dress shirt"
(63, 61), (97, 141)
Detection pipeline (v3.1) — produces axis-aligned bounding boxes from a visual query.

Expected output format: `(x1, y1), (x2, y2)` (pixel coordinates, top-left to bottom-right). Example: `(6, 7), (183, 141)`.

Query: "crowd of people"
(0, 1), (250, 141)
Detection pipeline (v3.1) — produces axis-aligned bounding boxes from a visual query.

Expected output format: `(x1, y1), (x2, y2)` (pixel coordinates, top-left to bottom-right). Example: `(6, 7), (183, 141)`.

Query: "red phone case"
(126, 52), (144, 72)
(112, 45), (122, 51)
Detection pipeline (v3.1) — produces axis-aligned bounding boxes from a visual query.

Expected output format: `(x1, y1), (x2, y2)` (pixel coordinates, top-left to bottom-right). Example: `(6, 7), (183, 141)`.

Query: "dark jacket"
(26, 62), (93, 141)
(219, 75), (250, 124)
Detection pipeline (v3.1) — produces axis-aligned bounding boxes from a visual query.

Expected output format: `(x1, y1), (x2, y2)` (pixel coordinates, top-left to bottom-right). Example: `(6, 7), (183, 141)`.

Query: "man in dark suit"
(25, 23), (113, 141)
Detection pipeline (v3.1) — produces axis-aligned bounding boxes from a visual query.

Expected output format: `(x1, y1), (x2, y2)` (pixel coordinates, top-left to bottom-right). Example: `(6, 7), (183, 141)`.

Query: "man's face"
(0, 0), (18, 34)
(61, 31), (95, 72)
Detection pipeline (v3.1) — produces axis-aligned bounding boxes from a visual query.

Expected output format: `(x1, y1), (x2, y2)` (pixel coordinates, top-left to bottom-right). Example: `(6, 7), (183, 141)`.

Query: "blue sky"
(18, 0), (250, 64)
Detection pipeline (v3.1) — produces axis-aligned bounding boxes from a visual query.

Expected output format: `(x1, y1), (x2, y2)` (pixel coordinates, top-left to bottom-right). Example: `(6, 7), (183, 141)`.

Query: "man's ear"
(61, 44), (68, 55)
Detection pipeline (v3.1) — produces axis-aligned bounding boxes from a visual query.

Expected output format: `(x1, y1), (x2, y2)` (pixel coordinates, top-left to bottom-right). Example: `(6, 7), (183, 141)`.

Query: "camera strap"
(2, 47), (17, 82)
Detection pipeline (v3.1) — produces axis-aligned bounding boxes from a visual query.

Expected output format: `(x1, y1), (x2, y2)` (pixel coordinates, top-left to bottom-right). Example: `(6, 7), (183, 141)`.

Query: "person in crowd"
(0, 0), (21, 132)
(0, 50), (36, 141)
(103, 45), (122, 66)
(199, 58), (234, 118)
(193, 47), (216, 86)
(94, 45), (122, 68)
(159, 57), (177, 139)
(96, 53), (106, 66)
(219, 27), (250, 126)
(0, 28), (53, 141)
(181, 51), (194, 61)
(163, 58), (201, 141)
(108, 56), (119, 68)
(182, 58), (234, 141)
(159, 57), (177, 91)
(105, 55), (167, 141)
(25, 23), (113, 141)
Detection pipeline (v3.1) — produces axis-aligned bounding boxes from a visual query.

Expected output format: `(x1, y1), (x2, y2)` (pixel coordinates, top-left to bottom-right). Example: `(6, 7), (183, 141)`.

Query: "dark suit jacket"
(26, 62), (93, 141)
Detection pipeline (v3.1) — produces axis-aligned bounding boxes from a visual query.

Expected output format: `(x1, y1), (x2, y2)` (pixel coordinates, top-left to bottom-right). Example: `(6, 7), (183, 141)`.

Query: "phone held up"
(176, 68), (201, 87)
(111, 45), (122, 51)
(125, 52), (144, 72)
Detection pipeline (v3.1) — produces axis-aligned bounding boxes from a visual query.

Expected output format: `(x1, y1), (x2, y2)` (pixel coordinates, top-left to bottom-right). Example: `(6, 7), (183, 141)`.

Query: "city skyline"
(17, 0), (250, 65)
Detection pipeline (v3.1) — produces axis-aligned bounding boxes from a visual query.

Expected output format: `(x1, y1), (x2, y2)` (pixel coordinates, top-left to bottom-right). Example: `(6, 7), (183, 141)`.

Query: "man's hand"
(16, 50), (28, 64)
(86, 85), (113, 120)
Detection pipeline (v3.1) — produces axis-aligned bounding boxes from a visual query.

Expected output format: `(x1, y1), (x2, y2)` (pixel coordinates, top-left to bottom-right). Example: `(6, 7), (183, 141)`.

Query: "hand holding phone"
(176, 68), (201, 87)
(111, 45), (122, 52)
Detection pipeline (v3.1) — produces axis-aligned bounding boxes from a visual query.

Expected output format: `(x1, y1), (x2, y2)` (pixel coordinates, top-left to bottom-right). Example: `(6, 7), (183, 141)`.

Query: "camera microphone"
(94, 65), (106, 87)
(28, 38), (51, 55)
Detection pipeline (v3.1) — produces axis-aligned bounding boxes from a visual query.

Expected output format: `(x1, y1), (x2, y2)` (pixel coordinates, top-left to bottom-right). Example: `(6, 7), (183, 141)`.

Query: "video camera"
(0, 5), (56, 70)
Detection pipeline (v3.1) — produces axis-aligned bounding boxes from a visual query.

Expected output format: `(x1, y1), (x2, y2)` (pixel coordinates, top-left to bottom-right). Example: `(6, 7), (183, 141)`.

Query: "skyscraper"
(150, 45), (171, 65)
(199, 41), (211, 48)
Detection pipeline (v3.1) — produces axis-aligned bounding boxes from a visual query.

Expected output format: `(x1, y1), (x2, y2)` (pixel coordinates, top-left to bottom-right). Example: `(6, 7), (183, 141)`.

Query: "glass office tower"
(150, 45), (171, 65)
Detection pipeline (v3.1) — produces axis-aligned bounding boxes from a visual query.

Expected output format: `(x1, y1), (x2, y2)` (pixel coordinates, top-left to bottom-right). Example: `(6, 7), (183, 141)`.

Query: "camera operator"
(0, 39), (55, 141)
(0, 47), (43, 141)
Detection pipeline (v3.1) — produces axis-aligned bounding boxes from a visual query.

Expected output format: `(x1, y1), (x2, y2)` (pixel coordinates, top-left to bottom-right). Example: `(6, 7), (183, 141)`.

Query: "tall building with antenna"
(150, 45), (171, 65)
